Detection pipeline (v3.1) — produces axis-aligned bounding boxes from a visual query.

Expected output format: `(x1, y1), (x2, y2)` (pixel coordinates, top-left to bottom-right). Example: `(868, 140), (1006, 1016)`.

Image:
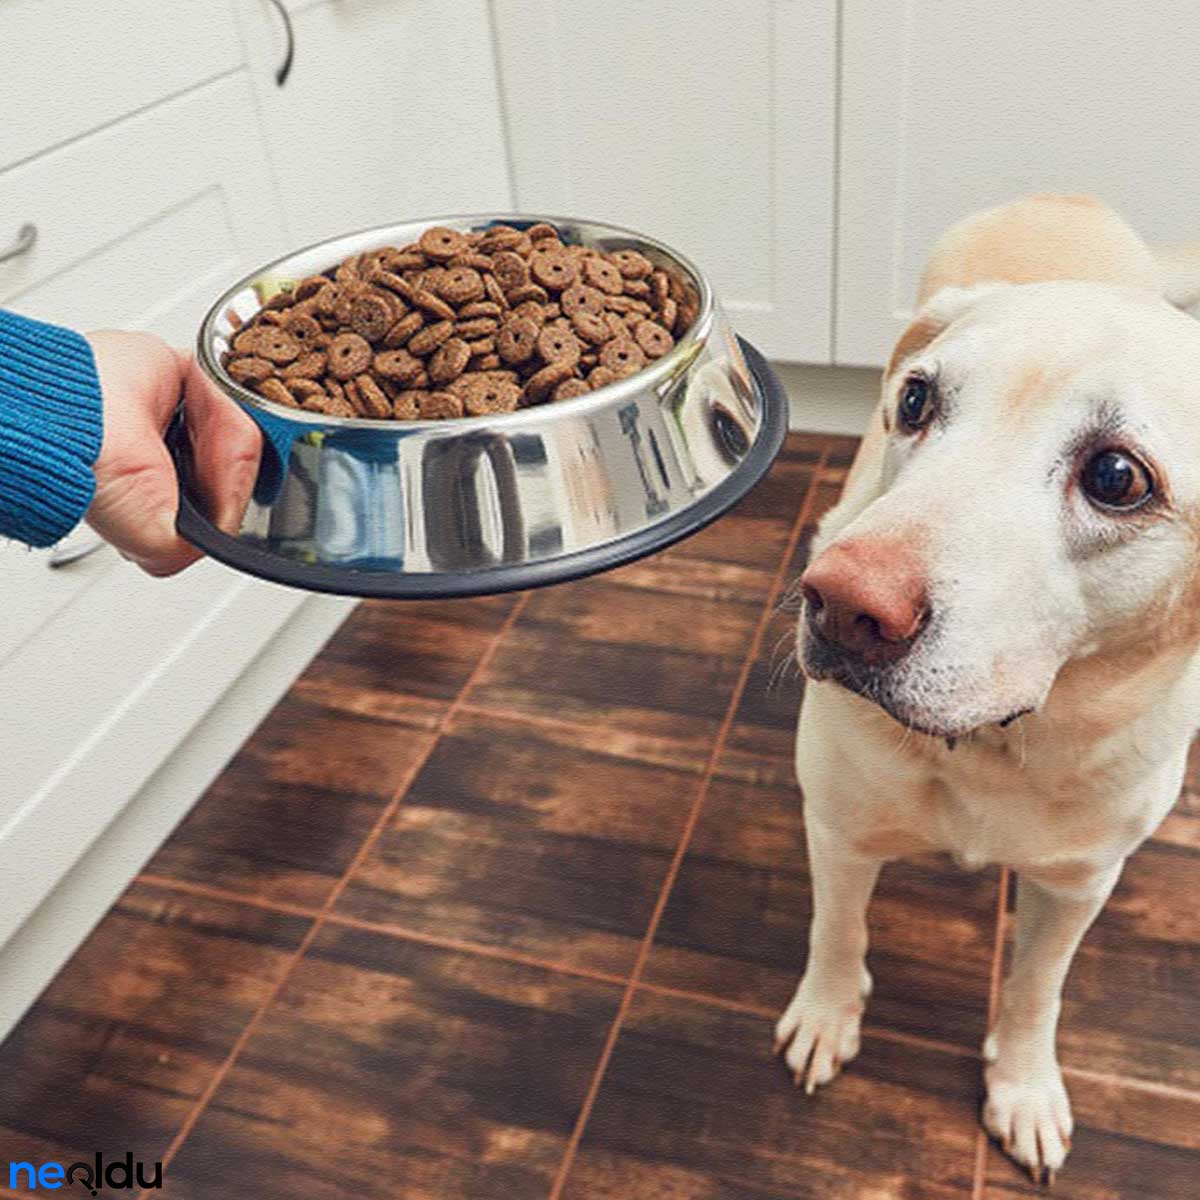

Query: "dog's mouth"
(801, 622), (1033, 743)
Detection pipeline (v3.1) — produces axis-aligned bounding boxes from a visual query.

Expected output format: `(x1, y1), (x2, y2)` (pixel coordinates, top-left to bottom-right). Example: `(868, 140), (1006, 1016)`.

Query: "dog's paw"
(982, 1045), (1073, 1186)
(772, 971), (869, 1094)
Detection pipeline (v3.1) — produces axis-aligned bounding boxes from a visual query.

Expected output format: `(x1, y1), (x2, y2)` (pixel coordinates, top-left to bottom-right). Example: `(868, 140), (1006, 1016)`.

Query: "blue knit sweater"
(0, 310), (103, 548)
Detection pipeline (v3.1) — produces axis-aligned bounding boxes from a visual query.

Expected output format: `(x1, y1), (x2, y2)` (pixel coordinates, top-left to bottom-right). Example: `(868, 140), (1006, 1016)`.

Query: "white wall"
(777, 363), (879, 437)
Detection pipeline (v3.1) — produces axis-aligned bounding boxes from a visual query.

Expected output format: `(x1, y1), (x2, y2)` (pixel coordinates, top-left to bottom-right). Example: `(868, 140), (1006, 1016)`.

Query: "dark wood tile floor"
(3, 431), (1199, 1199)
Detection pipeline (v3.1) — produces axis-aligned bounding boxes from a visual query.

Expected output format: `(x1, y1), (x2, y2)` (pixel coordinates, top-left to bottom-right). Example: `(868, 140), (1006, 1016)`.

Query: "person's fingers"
(84, 436), (204, 576)
(182, 356), (262, 535)
(83, 331), (205, 576)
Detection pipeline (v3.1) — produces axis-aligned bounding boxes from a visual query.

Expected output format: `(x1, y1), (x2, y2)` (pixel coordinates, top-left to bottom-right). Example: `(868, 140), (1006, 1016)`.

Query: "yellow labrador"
(779, 194), (1200, 1183)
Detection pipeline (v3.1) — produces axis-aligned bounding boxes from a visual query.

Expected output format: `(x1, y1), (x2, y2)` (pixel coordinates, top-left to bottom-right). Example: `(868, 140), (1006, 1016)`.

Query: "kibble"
(221, 220), (698, 419)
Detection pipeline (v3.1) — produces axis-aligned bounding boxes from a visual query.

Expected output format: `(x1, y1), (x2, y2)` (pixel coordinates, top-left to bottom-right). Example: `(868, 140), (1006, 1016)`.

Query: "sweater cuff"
(0, 311), (103, 548)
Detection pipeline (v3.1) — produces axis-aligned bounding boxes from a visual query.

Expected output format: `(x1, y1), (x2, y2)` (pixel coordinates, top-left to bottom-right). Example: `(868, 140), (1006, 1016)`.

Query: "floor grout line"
(632, 978), (980, 1062)
(600, 973), (1193, 1105)
(136, 871), (631, 989)
(971, 866), (1012, 1200)
(136, 873), (316, 918)
(135, 593), (532, 1199)
(322, 912), (630, 989)
(546, 446), (832, 1200)
(1064, 1065), (1200, 1105)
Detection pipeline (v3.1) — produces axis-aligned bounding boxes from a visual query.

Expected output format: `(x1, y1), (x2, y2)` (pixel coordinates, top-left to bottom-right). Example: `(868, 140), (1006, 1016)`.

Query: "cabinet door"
(0, 0), (242, 170)
(0, 73), (284, 342)
(0, 75), (313, 938)
(492, 0), (836, 363)
(837, 0), (1200, 367)
(235, 0), (512, 246)
(0, 70), (295, 768)
(0, 69), (286, 640)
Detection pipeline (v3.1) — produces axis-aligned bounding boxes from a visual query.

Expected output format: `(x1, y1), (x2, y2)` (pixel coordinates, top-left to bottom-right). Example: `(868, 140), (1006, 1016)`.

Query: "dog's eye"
(1080, 449), (1153, 511)
(897, 375), (935, 432)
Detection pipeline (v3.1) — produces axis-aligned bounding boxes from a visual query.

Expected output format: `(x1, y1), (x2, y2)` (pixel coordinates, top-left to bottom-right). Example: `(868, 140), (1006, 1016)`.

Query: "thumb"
(182, 356), (263, 535)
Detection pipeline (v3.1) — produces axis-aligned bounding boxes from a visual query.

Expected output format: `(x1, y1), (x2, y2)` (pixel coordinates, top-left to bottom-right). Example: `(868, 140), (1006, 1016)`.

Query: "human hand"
(84, 330), (261, 576)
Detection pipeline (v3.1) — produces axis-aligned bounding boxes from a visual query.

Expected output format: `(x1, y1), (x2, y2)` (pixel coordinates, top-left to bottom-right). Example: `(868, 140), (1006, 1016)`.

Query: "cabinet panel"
(0, 71), (287, 660)
(491, 0), (836, 362)
(837, 0), (1200, 366)
(0, 563), (314, 947)
(0, 72), (298, 813)
(235, 0), (512, 246)
(0, 72), (284, 342)
(0, 69), (321, 951)
(0, 0), (243, 170)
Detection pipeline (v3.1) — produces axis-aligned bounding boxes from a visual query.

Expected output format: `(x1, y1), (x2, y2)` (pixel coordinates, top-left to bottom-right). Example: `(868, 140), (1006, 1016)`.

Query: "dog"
(777, 194), (1200, 1184)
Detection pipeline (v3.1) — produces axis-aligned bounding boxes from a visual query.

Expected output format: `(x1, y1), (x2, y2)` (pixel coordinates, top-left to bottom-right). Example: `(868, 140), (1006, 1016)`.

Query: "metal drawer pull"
(265, 0), (295, 86)
(48, 534), (106, 568)
(0, 223), (37, 264)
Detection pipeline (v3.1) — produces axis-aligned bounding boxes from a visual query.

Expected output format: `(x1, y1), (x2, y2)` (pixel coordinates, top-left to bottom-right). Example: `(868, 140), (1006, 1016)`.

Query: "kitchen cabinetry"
(0, 0), (510, 1035)
(0, 75), (283, 341)
(0, 0), (242, 168)
(0, 72), (333, 1017)
(491, 0), (837, 363)
(235, 0), (512, 246)
(835, 0), (1200, 366)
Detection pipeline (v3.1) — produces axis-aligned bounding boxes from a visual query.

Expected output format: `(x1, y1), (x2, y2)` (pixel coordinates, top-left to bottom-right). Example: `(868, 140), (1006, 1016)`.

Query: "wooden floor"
(3, 431), (1200, 1199)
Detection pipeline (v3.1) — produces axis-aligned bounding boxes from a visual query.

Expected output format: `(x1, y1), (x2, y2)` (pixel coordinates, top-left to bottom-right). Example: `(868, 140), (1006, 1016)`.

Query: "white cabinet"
(0, 68), (288, 653)
(0, 0), (513, 1026)
(0, 73), (285, 342)
(234, 0), (513, 246)
(0, 0), (243, 169)
(836, 0), (1200, 367)
(0, 71), (328, 945)
(0, 69), (290, 709)
(491, 0), (837, 363)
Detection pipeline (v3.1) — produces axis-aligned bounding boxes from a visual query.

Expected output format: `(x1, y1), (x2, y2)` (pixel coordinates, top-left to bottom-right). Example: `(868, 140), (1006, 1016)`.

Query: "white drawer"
(0, 0), (244, 170)
(0, 535), (119, 669)
(0, 557), (309, 946)
(0, 68), (287, 677)
(0, 69), (285, 343)
(0, 66), (303, 945)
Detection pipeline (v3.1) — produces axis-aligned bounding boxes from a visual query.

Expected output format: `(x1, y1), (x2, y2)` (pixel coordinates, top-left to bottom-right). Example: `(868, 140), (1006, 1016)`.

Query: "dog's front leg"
(774, 820), (882, 1093)
(983, 864), (1122, 1184)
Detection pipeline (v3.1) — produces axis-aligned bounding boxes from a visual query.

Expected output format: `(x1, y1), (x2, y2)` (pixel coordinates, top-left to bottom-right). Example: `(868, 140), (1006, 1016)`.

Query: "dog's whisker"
(768, 659), (793, 694)
(768, 628), (796, 668)
(776, 577), (807, 618)
(767, 631), (801, 694)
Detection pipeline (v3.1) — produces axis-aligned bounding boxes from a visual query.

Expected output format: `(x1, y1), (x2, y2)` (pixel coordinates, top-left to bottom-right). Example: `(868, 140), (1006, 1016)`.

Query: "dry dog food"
(220, 222), (700, 420)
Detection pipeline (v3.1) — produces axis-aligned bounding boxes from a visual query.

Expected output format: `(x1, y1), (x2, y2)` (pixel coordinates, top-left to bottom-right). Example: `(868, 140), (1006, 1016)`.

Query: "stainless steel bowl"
(176, 214), (787, 598)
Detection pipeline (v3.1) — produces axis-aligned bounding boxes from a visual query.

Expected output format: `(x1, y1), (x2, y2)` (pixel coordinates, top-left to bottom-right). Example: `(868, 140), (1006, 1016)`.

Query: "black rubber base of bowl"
(171, 337), (789, 599)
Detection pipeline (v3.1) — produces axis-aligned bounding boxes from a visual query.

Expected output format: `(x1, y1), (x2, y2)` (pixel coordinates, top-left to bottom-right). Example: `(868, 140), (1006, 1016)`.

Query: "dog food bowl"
(176, 214), (788, 598)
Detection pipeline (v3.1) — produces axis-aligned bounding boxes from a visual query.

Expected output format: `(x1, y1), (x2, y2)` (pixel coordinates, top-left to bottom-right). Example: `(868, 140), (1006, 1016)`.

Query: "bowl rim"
(197, 212), (717, 432)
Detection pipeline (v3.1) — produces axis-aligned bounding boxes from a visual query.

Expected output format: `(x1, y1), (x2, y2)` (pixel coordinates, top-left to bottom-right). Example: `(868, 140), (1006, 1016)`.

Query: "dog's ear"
(887, 283), (1009, 378)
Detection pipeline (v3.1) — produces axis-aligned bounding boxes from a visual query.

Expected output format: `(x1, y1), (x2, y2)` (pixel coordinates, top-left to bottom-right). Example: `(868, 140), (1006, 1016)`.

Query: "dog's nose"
(800, 538), (928, 664)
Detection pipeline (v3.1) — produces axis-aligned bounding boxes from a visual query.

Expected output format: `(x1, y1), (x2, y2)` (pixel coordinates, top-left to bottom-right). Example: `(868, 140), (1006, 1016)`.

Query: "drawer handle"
(48, 533), (106, 568)
(0, 223), (37, 265)
(265, 0), (295, 87)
